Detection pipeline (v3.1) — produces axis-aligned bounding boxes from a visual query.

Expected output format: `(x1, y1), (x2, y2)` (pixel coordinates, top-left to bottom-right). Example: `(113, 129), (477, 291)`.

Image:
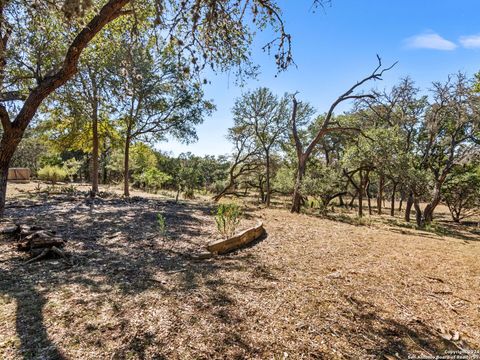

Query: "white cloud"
(404, 32), (457, 51)
(459, 34), (480, 49)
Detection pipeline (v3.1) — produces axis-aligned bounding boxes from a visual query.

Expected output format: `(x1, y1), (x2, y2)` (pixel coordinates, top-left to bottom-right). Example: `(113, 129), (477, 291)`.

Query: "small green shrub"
(62, 158), (83, 182)
(214, 203), (241, 238)
(156, 213), (167, 236)
(37, 165), (67, 185)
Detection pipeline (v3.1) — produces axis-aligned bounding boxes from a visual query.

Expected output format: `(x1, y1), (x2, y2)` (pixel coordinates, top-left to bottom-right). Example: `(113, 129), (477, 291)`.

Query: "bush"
(156, 213), (167, 236)
(62, 158), (83, 182)
(214, 203), (241, 238)
(37, 165), (67, 185)
(443, 166), (480, 222)
(133, 167), (171, 192)
(301, 165), (344, 215)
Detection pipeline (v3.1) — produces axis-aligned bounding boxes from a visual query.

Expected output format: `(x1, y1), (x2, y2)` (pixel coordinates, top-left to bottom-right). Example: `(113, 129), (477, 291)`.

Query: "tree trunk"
(102, 151), (108, 184)
(91, 110), (99, 196)
(259, 183), (265, 204)
(349, 190), (357, 209)
(366, 175), (372, 216)
(390, 182), (397, 217)
(414, 197), (422, 227)
(358, 170), (364, 217)
(377, 174), (384, 215)
(265, 152), (271, 207)
(0, 161), (9, 218)
(423, 184), (442, 224)
(123, 135), (131, 197)
(0, 129), (22, 217)
(291, 157), (306, 213)
(405, 192), (413, 222)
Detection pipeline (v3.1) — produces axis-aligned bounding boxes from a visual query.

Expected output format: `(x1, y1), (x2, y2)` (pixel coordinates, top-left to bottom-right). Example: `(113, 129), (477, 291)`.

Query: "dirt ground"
(1, 182), (479, 359)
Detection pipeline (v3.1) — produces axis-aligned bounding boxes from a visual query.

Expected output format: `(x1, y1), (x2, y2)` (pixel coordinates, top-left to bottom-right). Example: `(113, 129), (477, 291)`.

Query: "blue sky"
(157, 0), (480, 156)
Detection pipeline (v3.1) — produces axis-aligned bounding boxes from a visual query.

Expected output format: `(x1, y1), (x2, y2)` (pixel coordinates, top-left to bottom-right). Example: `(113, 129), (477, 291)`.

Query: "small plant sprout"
(214, 203), (242, 239)
(156, 213), (167, 237)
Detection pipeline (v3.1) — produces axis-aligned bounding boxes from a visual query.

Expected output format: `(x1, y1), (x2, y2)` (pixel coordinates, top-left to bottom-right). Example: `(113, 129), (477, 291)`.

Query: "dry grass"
(1, 183), (479, 359)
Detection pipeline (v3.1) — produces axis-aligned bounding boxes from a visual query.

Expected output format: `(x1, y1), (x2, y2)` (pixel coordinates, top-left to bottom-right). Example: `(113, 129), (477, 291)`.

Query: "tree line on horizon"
(8, 72), (480, 227)
(0, 1), (478, 228)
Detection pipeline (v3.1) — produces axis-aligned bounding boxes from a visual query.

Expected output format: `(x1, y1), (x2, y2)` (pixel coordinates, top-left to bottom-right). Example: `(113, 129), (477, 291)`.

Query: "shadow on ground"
(0, 195), (265, 359)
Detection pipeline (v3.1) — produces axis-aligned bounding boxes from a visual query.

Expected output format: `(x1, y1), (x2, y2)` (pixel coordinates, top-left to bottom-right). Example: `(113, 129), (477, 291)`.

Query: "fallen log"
(206, 222), (265, 254)
(15, 226), (65, 252)
(18, 236), (65, 251)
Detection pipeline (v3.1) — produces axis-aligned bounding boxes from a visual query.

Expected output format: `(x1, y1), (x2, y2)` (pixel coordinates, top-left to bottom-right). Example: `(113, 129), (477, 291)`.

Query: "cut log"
(18, 237), (64, 251)
(206, 222), (265, 255)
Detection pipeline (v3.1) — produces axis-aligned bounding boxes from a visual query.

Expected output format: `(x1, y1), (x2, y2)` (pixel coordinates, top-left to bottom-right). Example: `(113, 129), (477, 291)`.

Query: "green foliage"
(10, 136), (48, 173)
(214, 203), (242, 238)
(174, 153), (204, 198)
(273, 166), (295, 195)
(130, 144), (158, 174)
(301, 164), (344, 214)
(156, 213), (167, 237)
(62, 158), (83, 182)
(133, 168), (171, 193)
(37, 165), (67, 185)
(443, 166), (480, 222)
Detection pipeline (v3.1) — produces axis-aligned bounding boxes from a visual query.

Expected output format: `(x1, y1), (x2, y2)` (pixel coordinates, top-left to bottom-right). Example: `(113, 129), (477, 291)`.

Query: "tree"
(290, 57), (396, 213)
(301, 163), (345, 215)
(443, 165), (480, 223)
(46, 34), (118, 195)
(357, 77), (427, 215)
(214, 126), (262, 202)
(111, 39), (214, 196)
(230, 88), (290, 206)
(0, 0), (132, 216)
(0, 0), (314, 216)
(413, 73), (480, 225)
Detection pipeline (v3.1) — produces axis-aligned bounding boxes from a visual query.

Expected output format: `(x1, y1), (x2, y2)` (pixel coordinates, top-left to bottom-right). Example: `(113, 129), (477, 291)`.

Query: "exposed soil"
(1, 183), (479, 359)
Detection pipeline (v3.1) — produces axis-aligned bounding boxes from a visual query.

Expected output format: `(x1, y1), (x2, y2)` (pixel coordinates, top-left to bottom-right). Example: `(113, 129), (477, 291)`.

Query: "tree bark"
(398, 192), (404, 212)
(265, 151), (271, 207)
(390, 182), (397, 217)
(0, 128), (22, 217)
(123, 134), (131, 197)
(91, 108), (99, 196)
(0, 160), (9, 217)
(377, 174), (384, 215)
(366, 174), (372, 216)
(291, 156), (306, 213)
(405, 192), (413, 222)
(422, 183), (442, 224)
(414, 197), (422, 227)
(349, 190), (357, 209)
(358, 170), (364, 217)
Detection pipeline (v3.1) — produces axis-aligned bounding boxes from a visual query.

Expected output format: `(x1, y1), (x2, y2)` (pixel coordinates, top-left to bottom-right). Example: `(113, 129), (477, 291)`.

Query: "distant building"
(8, 168), (31, 183)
